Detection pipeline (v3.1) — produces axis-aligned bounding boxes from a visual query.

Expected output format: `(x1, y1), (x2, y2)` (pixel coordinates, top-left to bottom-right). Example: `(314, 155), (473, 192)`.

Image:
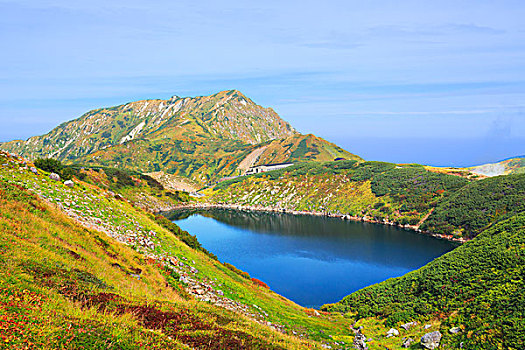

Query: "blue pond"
(168, 209), (457, 308)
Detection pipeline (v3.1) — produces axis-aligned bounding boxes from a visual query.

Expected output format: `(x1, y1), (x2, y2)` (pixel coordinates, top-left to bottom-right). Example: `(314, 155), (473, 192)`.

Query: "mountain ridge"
(1, 90), (297, 160)
(0, 90), (361, 186)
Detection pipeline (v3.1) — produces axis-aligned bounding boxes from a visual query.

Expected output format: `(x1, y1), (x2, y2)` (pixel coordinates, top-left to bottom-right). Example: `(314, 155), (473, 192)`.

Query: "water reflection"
(166, 208), (457, 307)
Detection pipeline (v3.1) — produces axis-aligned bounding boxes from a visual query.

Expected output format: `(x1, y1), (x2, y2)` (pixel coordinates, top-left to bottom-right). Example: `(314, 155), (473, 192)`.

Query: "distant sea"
(335, 136), (525, 167)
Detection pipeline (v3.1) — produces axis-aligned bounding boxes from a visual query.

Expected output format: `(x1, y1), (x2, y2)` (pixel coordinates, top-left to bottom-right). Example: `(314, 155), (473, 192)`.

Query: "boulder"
(353, 330), (368, 350)
(424, 324), (432, 330)
(401, 337), (414, 348)
(64, 180), (74, 187)
(49, 172), (61, 181)
(400, 321), (417, 330)
(421, 331), (442, 349)
(29, 167), (38, 174)
(386, 328), (400, 337)
(449, 327), (461, 334)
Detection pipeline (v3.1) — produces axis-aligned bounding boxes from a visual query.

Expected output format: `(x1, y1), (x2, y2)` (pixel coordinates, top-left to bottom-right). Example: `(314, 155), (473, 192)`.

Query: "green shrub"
(34, 158), (74, 180)
(422, 173), (525, 237)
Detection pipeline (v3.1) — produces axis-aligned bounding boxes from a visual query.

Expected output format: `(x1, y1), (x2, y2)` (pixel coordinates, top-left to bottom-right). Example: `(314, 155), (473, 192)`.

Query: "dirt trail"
(237, 146), (268, 174)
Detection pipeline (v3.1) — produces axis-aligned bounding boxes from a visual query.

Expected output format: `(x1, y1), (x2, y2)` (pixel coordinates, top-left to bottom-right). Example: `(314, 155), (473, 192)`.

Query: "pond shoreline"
(160, 202), (466, 243)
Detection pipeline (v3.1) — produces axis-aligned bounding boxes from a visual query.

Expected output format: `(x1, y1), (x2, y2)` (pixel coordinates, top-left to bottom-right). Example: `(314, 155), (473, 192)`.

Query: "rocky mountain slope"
(1, 90), (295, 160)
(1, 90), (360, 186)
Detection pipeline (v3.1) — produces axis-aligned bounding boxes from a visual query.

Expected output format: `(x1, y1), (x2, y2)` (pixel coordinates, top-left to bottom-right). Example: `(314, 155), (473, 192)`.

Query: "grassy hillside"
(255, 134), (361, 165)
(74, 138), (259, 185)
(322, 212), (525, 349)
(0, 151), (360, 349)
(206, 160), (469, 234)
(467, 156), (525, 177)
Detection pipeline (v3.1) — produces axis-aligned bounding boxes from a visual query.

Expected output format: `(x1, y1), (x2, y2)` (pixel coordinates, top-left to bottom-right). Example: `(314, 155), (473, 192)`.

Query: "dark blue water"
(167, 209), (457, 308)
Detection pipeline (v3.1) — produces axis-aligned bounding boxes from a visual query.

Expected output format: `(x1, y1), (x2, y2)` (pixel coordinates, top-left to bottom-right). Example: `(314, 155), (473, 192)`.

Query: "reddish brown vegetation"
(251, 278), (270, 289)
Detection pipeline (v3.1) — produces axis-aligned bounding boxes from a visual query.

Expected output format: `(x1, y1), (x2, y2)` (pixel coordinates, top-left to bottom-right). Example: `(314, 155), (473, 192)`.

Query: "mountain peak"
(0, 90), (297, 160)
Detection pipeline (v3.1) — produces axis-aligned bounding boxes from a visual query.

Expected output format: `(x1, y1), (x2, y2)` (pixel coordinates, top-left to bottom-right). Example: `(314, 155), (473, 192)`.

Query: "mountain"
(466, 156), (525, 177)
(1, 90), (360, 186)
(256, 133), (354, 165)
(1, 90), (295, 160)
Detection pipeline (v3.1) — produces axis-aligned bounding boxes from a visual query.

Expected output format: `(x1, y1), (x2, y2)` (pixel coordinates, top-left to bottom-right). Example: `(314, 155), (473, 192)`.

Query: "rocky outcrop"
(421, 331), (442, 349)
(400, 321), (417, 330)
(401, 337), (413, 348)
(449, 326), (461, 334)
(386, 328), (400, 338)
(353, 329), (368, 350)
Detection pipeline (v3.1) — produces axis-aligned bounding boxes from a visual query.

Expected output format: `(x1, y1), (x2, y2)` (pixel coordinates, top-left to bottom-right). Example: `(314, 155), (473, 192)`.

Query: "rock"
(386, 328), (400, 337)
(129, 273), (141, 280)
(64, 180), (74, 187)
(400, 321), (417, 330)
(30, 167), (38, 174)
(421, 331), (442, 349)
(401, 337), (414, 348)
(353, 330), (368, 350)
(424, 324), (432, 330)
(49, 172), (61, 181)
(449, 326), (461, 334)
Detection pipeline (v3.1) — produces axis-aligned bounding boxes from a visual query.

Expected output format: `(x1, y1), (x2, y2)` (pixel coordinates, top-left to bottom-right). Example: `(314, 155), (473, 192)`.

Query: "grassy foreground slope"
(322, 212), (525, 349)
(0, 152), (357, 349)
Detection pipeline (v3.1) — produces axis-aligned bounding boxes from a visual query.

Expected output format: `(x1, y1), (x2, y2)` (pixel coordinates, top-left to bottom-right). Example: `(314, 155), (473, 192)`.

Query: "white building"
(245, 162), (293, 175)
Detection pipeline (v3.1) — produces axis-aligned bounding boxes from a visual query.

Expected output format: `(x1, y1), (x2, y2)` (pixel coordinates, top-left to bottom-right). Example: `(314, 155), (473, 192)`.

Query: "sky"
(0, 0), (524, 166)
